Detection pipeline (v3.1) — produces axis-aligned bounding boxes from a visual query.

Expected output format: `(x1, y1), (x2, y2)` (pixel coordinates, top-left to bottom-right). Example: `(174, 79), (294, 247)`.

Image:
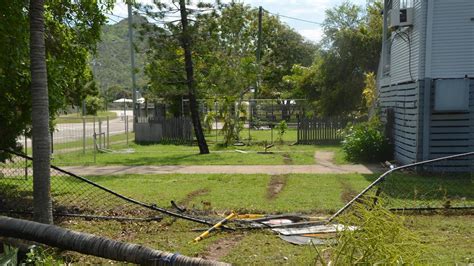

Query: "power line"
(106, 16), (119, 24)
(264, 9), (323, 26)
(105, 12), (127, 20)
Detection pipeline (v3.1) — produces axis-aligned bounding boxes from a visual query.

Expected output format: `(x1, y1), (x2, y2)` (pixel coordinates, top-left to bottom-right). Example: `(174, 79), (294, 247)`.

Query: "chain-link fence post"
(93, 116), (96, 163)
(82, 117), (86, 154)
(98, 118), (102, 150)
(107, 116), (110, 149)
(126, 115), (129, 147)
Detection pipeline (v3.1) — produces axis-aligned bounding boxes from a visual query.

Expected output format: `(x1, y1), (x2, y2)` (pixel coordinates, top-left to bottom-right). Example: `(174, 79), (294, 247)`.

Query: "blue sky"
(110, 0), (368, 43)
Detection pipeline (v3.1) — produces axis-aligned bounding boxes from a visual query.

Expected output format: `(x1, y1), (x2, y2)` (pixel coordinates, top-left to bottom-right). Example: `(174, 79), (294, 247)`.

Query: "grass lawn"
(54, 111), (117, 124)
(3, 171), (471, 264)
(52, 140), (350, 166)
(60, 214), (473, 265)
(51, 172), (473, 265)
(49, 126), (353, 166)
(83, 173), (375, 214)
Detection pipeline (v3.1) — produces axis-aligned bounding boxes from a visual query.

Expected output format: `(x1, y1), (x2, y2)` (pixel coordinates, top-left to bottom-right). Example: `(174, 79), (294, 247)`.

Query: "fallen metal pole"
(0, 216), (228, 266)
(328, 151), (474, 222)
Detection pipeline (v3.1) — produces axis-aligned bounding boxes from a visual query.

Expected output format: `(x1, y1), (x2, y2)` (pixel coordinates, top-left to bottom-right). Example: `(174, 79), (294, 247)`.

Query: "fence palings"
(297, 118), (349, 145)
(148, 116), (193, 144)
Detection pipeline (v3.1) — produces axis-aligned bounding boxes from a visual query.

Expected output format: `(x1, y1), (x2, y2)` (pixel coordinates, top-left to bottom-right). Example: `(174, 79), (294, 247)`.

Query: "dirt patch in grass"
(178, 188), (210, 206)
(282, 153), (293, 165)
(266, 175), (287, 200)
(200, 234), (244, 261)
(339, 179), (358, 203)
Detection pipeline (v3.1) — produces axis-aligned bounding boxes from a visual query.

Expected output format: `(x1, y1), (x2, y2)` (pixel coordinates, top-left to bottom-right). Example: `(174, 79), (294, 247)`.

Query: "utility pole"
(127, 2), (137, 131)
(255, 6), (263, 99)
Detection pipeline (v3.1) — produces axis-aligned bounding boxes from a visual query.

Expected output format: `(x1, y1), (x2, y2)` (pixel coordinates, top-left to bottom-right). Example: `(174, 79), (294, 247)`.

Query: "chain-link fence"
(330, 152), (474, 221)
(0, 150), (156, 220)
(21, 114), (133, 165)
(0, 150), (219, 226)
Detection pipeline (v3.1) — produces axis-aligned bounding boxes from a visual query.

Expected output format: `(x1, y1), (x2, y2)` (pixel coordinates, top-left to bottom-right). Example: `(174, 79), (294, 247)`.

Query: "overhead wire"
(263, 9), (323, 26)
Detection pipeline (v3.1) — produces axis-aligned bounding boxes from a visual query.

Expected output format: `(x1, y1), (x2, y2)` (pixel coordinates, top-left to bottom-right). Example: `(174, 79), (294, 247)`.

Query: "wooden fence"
(297, 118), (350, 145)
(159, 116), (193, 144)
(135, 116), (193, 144)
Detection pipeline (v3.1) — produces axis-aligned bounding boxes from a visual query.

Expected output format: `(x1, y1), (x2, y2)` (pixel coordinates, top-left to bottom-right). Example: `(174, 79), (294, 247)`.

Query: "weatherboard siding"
(388, 0), (424, 85)
(426, 79), (474, 172)
(430, 0), (474, 78)
(379, 82), (419, 164)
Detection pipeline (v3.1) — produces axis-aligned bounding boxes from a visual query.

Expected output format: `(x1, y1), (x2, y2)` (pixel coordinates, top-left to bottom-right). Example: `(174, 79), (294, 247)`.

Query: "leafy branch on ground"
(315, 199), (429, 265)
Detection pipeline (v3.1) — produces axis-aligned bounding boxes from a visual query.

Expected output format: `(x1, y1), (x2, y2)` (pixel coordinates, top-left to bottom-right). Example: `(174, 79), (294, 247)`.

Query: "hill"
(92, 16), (148, 94)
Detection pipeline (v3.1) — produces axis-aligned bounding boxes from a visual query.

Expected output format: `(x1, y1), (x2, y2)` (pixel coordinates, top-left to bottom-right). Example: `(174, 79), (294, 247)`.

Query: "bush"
(342, 118), (392, 163)
(276, 120), (288, 143)
(84, 95), (104, 115)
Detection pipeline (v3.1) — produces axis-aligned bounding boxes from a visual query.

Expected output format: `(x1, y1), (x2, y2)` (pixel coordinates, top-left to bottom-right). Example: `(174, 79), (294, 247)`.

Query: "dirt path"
(339, 179), (358, 203)
(60, 151), (382, 176)
(266, 175), (287, 199)
(200, 234), (244, 261)
(178, 188), (210, 206)
(61, 163), (380, 176)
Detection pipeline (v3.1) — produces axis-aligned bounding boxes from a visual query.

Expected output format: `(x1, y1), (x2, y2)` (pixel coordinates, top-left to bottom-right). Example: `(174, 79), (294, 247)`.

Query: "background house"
(377, 0), (474, 171)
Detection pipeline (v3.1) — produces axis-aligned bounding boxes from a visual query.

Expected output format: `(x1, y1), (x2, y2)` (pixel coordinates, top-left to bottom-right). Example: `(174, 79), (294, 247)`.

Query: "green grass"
(52, 141), (347, 166)
(60, 214), (473, 265)
(405, 214), (473, 264)
(52, 172), (472, 265)
(3, 171), (471, 264)
(54, 111), (117, 124)
(84, 173), (375, 213)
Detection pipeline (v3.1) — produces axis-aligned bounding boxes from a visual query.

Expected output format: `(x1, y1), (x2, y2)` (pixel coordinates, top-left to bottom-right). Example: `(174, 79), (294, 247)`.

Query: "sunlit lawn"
(53, 172), (473, 265)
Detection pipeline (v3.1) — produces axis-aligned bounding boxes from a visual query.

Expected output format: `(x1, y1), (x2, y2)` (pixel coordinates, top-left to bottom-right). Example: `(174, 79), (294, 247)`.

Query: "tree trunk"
(178, 0), (209, 154)
(29, 0), (53, 224)
(0, 216), (228, 266)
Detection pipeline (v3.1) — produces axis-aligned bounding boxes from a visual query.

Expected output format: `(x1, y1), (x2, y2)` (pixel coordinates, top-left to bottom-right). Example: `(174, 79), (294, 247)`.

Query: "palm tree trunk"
(178, 0), (209, 154)
(29, 0), (53, 224)
(0, 216), (228, 266)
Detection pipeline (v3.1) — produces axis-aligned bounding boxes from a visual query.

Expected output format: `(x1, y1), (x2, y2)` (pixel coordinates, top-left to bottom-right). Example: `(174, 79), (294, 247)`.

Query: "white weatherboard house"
(378, 0), (474, 171)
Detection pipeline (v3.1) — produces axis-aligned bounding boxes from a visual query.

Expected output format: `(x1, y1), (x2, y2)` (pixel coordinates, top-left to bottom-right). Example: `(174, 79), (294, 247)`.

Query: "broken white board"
(272, 224), (357, 236)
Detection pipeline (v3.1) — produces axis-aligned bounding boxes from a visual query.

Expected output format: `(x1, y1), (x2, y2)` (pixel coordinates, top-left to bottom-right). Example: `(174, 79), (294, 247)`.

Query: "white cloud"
(298, 28), (324, 43)
(109, 0), (368, 43)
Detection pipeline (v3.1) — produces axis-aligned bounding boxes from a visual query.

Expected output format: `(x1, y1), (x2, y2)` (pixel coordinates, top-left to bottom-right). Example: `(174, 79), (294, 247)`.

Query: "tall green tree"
(0, 1), (110, 154)
(284, 1), (382, 116)
(178, 0), (209, 154)
(258, 13), (317, 98)
(0, 0), (111, 223)
(141, 2), (315, 101)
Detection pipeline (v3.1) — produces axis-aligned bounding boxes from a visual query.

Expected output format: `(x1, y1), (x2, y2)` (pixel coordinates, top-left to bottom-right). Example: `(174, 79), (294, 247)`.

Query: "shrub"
(276, 120), (288, 143)
(84, 95), (104, 115)
(203, 111), (217, 133)
(341, 117), (392, 163)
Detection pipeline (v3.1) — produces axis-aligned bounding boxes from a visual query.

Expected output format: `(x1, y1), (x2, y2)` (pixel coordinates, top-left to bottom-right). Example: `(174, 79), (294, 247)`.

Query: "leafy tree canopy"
(284, 0), (382, 117)
(0, 0), (111, 152)
(138, 1), (317, 112)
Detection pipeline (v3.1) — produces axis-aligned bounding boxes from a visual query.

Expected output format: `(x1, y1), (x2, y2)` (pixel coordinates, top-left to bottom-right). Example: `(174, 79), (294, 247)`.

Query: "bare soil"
(282, 153), (293, 165)
(339, 179), (358, 203)
(200, 234), (245, 261)
(178, 188), (210, 206)
(266, 175), (287, 200)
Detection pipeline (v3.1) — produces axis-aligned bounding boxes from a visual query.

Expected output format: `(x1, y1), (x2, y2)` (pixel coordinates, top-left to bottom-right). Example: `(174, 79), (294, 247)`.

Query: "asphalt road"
(19, 110), (133, 148)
